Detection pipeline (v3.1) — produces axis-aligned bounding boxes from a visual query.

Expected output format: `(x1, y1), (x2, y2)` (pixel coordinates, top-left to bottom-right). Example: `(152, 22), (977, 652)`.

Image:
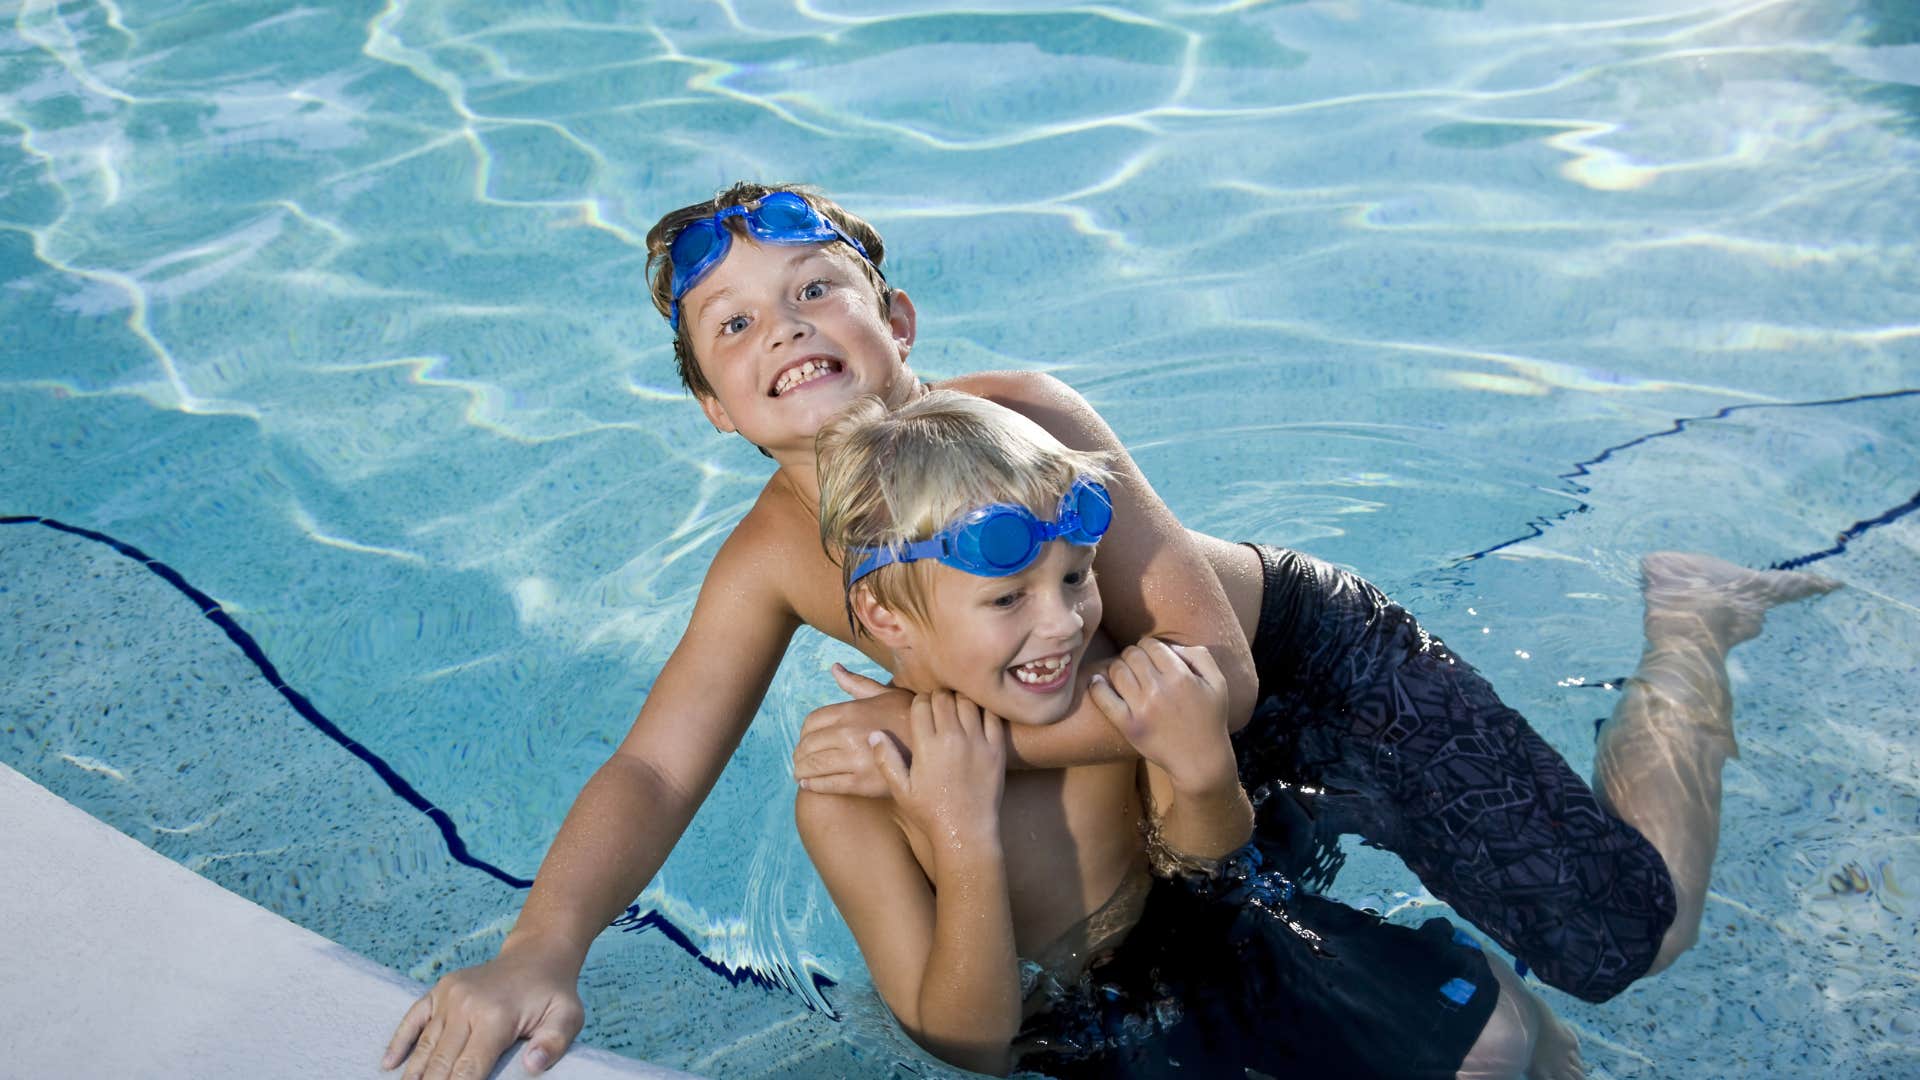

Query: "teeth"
(1011, 655), (1069, 684)
(773, 359), (835, 396)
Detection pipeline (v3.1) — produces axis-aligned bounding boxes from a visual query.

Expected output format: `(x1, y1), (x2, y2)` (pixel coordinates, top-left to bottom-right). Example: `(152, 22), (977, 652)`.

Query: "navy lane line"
(2, 514), (532, 889)
(1454, 388), (1920, 569)
(2, 514), (835, 1000)
(1772, 486), (1920, 571)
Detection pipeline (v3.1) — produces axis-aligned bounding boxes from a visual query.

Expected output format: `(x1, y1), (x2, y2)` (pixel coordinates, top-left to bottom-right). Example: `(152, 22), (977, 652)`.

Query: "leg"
(1240, 546), (1672, 1002)
(1456, 954), (1585, 1080)
(1592, 553), (1839, 976)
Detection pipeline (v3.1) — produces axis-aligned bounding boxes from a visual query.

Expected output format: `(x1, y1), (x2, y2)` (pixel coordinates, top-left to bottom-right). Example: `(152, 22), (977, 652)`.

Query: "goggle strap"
(849, 535), (950, 584)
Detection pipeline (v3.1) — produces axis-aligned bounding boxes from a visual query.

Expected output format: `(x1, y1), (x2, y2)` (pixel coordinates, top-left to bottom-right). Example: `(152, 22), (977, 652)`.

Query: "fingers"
(1136, 637), (1184, 675)
(980, 708), (1006, 750)
(1088, 670), (1132, 726)
(521, 999), (585, 1074)
(908, 693), (935, 745)
(831, 662), (892, 700)
(950, 693), (983, 738)
(404, 1013), (464, 1080)
(1105, 650), (1146, 702)
(446, 1023), (517, 1080)
(384, 994), (433, 1070)
(869, 731), (912, 797)
(795, 771), (886, 797)
(793, 741), (861, 782)
(1173, 643), (1224, 687)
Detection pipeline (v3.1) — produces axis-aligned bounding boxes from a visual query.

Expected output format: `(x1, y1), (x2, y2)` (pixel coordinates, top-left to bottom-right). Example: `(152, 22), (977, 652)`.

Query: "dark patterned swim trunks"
(1236, 543), (1677, 1003)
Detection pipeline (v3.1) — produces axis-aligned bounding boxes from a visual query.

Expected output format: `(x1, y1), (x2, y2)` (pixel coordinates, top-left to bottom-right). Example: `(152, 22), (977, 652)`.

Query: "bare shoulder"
(706, 473), (819, 593)
(942, 369), (1081, 411)
(794, 786), (898, 850)
(937, 370), (1112, 451)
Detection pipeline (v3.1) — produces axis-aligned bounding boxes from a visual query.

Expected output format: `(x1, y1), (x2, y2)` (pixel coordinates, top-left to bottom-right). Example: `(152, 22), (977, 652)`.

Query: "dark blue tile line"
(611, 904), (838, 1006)
(1, 513), (532, 889)
(1455, 388), (1920, 568)
(1771, 487), (1920, 571)
(1, 513), (820, 1002)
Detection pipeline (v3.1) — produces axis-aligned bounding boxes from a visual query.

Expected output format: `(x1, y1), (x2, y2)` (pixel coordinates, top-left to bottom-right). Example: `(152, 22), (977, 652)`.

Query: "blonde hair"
(644, 182), (891, 400)
(817, 390), (1114, 636)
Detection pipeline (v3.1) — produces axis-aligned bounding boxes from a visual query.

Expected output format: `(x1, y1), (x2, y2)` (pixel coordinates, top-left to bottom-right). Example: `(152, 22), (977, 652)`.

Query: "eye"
(1064, 567), (1094, 589)
(718, 314), (751, 336)
(990, 588), (1024, 610)
(799, 279), (830, 301)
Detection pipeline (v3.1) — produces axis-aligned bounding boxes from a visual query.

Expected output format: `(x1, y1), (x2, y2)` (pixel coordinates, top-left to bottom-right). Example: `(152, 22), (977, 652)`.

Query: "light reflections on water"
(3, 0), (1918, 1075)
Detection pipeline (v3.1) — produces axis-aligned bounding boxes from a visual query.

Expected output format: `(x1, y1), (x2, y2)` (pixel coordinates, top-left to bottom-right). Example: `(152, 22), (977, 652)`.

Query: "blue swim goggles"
(666, 191), (877, 328)
(848, 478), (1114, 584)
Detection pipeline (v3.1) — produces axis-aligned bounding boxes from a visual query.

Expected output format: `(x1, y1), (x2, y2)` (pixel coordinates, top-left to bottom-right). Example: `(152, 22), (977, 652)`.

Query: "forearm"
(1145, 741), (1252, 862)
(504, 753), (697, 967)
(912, 841), (1021, 1075)
(1002, 684), (1136, 770)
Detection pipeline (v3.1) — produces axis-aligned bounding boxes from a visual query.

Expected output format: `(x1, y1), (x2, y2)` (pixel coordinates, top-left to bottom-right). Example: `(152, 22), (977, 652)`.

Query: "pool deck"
(0, 762), (693, 1080)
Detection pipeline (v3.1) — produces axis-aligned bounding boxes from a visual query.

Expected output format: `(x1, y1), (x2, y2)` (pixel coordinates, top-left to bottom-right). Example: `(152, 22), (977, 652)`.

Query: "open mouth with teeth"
(769, 357), (843, 397)
(1008, 652), (1073, 691)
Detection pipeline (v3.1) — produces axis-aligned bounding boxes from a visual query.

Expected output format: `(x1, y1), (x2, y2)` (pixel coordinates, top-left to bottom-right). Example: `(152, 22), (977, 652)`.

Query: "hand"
(1088, 639), (1236, 793)
(382, 942), (585, 1080)
(870, 691), (1006, 855)
(793, 664), (914, 797)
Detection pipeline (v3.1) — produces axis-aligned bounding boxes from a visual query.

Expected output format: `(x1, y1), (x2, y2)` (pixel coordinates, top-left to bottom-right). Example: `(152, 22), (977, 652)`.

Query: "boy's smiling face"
(678, 236), (916, 456)
(888, 539), (1103, 727)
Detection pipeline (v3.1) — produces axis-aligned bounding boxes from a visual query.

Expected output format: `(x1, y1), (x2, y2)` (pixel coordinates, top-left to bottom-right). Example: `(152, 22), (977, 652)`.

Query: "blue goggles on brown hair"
(849, 478), (1113, 584)
(666, 192), (876, 328)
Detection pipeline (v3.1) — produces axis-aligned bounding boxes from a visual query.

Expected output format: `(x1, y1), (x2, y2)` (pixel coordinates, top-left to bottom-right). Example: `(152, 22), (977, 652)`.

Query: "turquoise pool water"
(3, 0), (1916, 1076)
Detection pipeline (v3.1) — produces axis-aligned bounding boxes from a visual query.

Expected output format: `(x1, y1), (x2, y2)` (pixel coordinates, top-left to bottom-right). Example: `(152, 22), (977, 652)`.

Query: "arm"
(959, 370), (1260, 756)
(798, 694), (1021, 1075)
(1089, 640), (1252, 860)
(386, 529), (800, 1080)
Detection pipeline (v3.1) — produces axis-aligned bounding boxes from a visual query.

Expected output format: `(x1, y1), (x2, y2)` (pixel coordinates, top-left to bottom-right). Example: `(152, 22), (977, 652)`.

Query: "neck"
(766, 375), (929, 506)
(768, 451), (821, 505)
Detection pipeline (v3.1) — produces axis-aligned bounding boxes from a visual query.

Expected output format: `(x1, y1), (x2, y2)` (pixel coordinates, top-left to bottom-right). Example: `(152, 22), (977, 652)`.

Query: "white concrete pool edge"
(0, 762), (695, 1080)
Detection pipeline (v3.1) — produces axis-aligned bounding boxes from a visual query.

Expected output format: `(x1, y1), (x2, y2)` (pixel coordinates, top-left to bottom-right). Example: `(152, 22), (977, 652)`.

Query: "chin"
(988, 687), (1077, 728)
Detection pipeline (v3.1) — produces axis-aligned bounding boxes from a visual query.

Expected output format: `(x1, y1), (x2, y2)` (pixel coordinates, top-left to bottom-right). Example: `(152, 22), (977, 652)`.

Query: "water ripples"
(4, 0), (1918, 1075)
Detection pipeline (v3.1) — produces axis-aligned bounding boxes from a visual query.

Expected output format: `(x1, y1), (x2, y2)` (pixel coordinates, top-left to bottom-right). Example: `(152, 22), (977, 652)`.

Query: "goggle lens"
(754, 193), (815, 231)
(670, 224), (720, 275)
(975, 514), (1040, 571)
(1068, 482), (1113, 540)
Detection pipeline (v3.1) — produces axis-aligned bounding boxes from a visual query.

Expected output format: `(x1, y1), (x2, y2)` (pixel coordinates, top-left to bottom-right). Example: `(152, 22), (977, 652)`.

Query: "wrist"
(500, 924), (594, 970)
(929, 824), (1006, 875)
(1162, 741), (1241, 801)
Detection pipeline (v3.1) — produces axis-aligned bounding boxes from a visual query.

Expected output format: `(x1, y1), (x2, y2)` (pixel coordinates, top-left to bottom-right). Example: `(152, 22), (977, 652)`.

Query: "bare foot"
(1524, 992), (1584, 1080)
(1640, 552), (1840, 648)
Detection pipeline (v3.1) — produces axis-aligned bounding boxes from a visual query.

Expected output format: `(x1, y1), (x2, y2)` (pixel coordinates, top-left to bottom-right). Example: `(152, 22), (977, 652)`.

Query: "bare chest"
(900, 761), (1145, 955)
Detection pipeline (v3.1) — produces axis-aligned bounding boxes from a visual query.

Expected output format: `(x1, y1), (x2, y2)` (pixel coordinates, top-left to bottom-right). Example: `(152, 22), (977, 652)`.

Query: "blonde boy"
(801, 389), (1578, 1078)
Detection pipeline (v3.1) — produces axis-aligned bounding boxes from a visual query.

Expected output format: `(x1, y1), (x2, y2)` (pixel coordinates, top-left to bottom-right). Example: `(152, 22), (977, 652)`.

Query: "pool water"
(3, 0), (1916, 1076)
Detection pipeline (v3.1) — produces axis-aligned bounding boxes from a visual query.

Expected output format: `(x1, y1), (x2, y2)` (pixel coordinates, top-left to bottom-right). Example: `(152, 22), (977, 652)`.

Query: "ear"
(850, 585), (916, 652)
(886, 288), (918, 356)
(697, 393), (737, 434)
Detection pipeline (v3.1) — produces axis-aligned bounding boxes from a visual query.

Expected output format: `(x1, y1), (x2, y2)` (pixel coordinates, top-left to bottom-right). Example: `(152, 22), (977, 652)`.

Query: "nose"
(1035, 587), (1084, 642)
(766, 303), (813, 349)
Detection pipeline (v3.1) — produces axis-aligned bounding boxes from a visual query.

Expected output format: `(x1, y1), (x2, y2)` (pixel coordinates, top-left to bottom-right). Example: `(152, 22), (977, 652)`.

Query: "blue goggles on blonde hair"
(849, 478), (1113, 585)
(666, 192), (876, 328)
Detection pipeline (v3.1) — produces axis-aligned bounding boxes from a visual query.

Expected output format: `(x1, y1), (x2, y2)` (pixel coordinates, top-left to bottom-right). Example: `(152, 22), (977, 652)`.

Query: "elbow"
(915, 1034), (1012, 1077)
(901, 1003), (1017, 1076)
(1224, 657), (1260, 735)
